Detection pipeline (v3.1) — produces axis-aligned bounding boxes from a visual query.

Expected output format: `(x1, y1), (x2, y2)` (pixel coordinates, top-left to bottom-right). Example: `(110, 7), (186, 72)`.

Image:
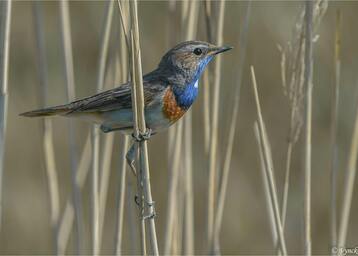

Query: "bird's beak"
(209, 45), (233, 55)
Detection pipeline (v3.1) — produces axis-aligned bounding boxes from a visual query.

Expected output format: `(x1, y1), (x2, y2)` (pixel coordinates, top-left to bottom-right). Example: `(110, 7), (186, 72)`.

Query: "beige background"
(2, 0), (358, 254)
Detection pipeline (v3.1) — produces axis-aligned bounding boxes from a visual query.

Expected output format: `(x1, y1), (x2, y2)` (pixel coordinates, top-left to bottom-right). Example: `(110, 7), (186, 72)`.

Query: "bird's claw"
(134, 195), (156, 219)
(143, 200), (156, 220)
(131, 128), (152, 142)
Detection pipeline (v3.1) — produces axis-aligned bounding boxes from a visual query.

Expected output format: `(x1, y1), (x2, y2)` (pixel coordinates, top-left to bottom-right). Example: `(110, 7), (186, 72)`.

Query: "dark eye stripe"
(193, 48), (202, 55)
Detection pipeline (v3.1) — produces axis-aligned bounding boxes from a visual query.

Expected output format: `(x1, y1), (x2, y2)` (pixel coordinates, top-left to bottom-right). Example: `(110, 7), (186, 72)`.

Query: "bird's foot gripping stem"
(134, 195), (157, 220)
(131, 128), (152, 142)
(125, 128), (152, 176)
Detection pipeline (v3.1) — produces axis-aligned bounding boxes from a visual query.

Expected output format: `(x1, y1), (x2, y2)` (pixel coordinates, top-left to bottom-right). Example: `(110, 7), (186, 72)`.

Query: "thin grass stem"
(59, 1), (82, 251)
(207, 0), (225, 250)
(303, 1), (314, 254)
(330, 9), (341, 251)
(164, 121), (183, 255)
(129, 0), (159, 254)
(57, 134), (92, 253)
(213, 2), (251, 253)
(337, 68), (358, 248)
(33, 2), (60, 252)
(0, 0), (12, 233)
(114, 19), (130, 254)
(254, 122), (278, 247)
(90, 1), (115, 254)
(115, 136), (129, 255)
(250, 66), (287, 255)
(281, 141), (292, 229)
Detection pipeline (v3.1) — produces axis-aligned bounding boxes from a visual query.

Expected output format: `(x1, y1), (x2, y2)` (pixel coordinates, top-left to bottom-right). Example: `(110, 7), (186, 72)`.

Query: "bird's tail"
(20, 104), (70, 117)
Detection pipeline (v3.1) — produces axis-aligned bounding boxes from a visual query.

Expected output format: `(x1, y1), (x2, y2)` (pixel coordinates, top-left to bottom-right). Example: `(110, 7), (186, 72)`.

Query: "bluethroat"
(21, 41), (232, 135)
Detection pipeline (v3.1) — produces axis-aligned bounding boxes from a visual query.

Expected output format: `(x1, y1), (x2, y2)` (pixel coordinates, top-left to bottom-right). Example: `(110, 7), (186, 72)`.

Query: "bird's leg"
(126, 142), (137, 176)
(125, 128), (153, 176)
(127, 128), (156, 220)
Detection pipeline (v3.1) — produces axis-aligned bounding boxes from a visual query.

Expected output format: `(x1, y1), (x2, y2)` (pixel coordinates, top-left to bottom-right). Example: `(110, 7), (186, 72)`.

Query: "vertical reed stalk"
(91, 1), (115, 253)
(281, 141), (292, 229)
(115, 10), (130, 252)
(203, 0), (212, 154)
(337, 102), (358, 248)
(58, 134), (92, 253)
(337, 57), (358, 249)
(129, 0), (159, 254)
(250, 66), (287, 255)
(164, 1), (182, 254)
(330, 9), (341, 251)
(91, 127), (100, 255)
(254, 122), (278, 246)
(114, 136), (129, 255)
(166, 4), (176, 245)
(183, 1), (198, 254)
(303, 1), (314, 254)
(279, 1), (327, 234)
(213, 2), (251, 253)
(207, 0), (225, 249)
(203, 71), (211, 153)
(59, 1), (82, 252)
(33, 2), (60, 252)
(0, 0), (11, 233)
(165, 0), (198, 254)
(164, 121), (183, 255)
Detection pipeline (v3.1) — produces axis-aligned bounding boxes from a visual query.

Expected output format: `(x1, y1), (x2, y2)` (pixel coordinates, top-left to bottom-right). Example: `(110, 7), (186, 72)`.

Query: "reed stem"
(303, 1), (314, 254)
(129, 0), (159, 254)
(57, 135), (92, 253)
(207, 0), (225, 249)
(0, 4), (11, 226)
(33, 2), (60, 252)
(330, 9), (341, 251)
(114, 7), (130, 253)
(213, 2), (251, 253)
(59, 1), (82, 251)
(254, 122), (278, 247)
(250, 66), (287, 255)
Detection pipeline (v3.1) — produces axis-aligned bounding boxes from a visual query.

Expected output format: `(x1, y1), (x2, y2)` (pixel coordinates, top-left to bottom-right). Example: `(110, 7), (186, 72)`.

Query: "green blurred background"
(2, 0), (358, 254)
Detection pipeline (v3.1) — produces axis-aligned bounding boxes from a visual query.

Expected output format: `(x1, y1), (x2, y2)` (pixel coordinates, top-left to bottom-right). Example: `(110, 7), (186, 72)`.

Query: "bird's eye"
(193, 48), (202, 55)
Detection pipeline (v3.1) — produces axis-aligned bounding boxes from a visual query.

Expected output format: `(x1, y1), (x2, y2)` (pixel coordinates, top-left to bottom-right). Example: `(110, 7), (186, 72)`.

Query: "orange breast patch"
(163, 87), (186, 122)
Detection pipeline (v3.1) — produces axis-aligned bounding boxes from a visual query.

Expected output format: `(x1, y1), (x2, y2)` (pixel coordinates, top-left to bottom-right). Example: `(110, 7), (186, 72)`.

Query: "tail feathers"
(20, 105), (70, 117)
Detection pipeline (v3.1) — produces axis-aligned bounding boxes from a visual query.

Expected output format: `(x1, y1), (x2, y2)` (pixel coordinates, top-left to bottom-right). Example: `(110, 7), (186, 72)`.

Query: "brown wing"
(67, 79), (167, 114)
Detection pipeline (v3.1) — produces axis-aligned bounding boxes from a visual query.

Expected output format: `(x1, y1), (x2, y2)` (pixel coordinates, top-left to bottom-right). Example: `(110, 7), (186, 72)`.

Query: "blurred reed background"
(0, 0), (358, 255)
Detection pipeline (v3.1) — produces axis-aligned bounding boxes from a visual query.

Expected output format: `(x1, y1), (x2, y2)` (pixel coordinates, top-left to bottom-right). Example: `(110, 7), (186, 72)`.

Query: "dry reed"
(278, 2), (327, 238)
(202, 0), (212, 154)
(0, 0), (11, 232)
(33, 2), (60, 252)
(114, 2), (131, 253)
(59, 0), (82, 251)
(164, 0), (199, 254)
(337, 44), (358, 251)
(129, 0), (159, 254)
(57, 135), (92, 253)
(250, 66), (287, 255)
(90, 1), (115, 253)
(303, 1), (314, 254)
(330, 9), (341, 250)
(207, 0), (226, 250)
(213, 2), (251, 253)
(254, 122), (278, 246)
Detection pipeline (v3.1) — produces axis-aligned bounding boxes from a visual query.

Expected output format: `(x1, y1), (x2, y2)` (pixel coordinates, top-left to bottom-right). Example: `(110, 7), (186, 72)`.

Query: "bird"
(21, 40), (232, 136)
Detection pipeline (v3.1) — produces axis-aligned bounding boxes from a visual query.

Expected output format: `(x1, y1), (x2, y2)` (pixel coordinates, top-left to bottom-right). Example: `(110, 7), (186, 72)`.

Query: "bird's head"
(158, 40), (232, 85)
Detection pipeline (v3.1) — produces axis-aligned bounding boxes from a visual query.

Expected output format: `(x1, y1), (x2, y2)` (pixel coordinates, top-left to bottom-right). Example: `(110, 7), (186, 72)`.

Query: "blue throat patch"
(173, 56), (213, 109)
